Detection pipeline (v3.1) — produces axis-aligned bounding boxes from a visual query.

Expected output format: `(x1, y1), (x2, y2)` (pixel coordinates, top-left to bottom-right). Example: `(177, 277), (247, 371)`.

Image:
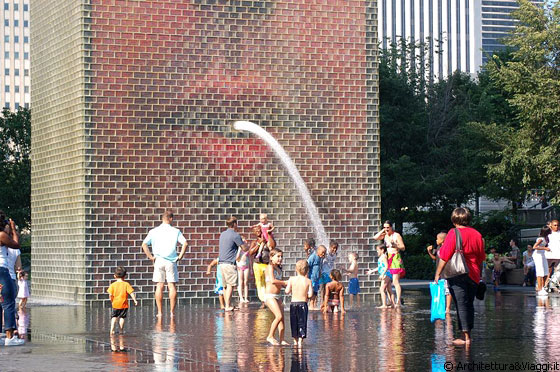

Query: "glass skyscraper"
(1, 0), (30, 110)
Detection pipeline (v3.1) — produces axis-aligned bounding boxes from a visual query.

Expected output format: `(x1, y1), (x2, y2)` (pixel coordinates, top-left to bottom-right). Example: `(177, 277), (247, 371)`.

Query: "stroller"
(545, 264), (560, 293)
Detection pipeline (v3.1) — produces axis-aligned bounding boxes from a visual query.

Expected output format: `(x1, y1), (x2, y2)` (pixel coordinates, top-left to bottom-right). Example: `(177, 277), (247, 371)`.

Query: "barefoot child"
(368, 245), (394, 308)
(236, 246), (250, 303)
(17, 271), (30, 310)
(427, 232), (452, 313)
(107, 266), (138, 334)
(206, 258), (225, 309)
(322, 269), (345, 314)
(344, 252), (360, 307)
(319, 241), (339, 306)
(307, 245), (326, 310)
(265, 248), (289, 346)
(285, 259), (313, 348)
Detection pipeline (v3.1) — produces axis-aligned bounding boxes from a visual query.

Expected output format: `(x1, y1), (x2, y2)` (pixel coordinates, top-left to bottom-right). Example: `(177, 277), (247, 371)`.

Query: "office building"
(1, 0), (30, 110)
(378, 0), (543, 79)
(481, 0), (544, 64)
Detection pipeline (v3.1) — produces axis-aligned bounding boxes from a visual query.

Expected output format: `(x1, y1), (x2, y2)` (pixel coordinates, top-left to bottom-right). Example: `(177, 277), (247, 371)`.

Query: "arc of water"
(233, 121), (329, 248)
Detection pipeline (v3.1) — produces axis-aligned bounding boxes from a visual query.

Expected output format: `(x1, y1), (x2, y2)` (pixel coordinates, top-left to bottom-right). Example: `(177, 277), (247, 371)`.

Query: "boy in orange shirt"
(107, 266), (138, 335)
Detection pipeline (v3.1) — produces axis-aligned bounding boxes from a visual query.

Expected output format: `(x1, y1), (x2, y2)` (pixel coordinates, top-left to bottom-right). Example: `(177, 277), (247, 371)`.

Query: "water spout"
(233, 121), (329, 247)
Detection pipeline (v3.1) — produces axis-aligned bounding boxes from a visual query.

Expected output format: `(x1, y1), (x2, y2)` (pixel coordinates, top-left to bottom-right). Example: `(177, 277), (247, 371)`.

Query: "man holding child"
(219, 216), (247, 311)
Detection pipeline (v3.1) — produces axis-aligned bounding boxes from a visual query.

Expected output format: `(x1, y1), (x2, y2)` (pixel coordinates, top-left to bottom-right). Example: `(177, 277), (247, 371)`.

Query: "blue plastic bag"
(431, 354), (446, 372)
(430, 280), (446, 322)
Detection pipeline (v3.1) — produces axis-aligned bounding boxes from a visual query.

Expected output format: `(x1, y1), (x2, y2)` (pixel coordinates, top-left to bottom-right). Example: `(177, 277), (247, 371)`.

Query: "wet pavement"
(3, 287), (560, 371)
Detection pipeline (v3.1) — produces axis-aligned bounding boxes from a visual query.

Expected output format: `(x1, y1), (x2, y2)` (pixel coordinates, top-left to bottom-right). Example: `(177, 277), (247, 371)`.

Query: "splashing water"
(233, 121), (329, 247)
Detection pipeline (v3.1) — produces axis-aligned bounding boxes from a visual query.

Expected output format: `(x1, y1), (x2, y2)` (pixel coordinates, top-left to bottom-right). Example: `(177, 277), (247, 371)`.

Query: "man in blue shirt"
(219, 216), (247, 311)
(142, 211), (188, 318)
(307, 245), (326, 310)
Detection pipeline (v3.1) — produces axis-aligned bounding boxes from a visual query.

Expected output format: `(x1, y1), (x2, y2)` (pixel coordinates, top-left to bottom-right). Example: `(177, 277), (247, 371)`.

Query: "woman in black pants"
(434, 207), (485, 346)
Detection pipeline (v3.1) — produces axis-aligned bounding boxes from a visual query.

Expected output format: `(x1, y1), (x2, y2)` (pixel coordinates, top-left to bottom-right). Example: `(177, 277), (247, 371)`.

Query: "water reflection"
(153, 316), (179, 371)
(21, 290), (560, 370)
(17, 307), (29, 340)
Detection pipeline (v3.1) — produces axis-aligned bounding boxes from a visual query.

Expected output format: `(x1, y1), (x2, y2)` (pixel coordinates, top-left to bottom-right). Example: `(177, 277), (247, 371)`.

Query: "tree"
(486, 0), (560, 202)
(0, 108), (31, 230)
(379, 41), (429, 232)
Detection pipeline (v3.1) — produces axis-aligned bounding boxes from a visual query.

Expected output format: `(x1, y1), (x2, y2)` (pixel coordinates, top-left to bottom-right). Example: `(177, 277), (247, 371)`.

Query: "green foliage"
(0, 108), (31, 230)
(403, 254), (436, 280)
(472, 211), (520, 253)
(484, 0), (560, 202)
(379, 41), (498, 231)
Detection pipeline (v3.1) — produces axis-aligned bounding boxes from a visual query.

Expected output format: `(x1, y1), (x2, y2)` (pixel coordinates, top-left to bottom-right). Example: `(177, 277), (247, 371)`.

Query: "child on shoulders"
(253, 213), (276, 258)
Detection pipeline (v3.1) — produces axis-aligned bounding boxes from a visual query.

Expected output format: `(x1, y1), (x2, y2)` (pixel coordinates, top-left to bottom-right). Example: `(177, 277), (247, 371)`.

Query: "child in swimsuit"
(265, 248), (288, 346)
(368, 244), (394, 308)
(285, 259), (313, 348)
(254, 213), (276, 258)
(322, 269), (345, 314)
(236, 247), (250, 303)
(344, 252), (360, 307)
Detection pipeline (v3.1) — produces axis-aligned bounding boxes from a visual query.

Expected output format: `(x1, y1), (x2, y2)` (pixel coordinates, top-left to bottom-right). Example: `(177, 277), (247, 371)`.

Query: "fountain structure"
(30, 0), (380, 303)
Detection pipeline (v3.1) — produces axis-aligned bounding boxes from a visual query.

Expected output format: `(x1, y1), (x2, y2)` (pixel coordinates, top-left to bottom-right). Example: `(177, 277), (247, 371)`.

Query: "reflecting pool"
(5, 289), (560, 371)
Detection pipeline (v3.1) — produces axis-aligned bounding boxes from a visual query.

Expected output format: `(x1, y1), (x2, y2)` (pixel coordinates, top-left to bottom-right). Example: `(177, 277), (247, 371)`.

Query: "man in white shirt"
(142, 211), (188, 317)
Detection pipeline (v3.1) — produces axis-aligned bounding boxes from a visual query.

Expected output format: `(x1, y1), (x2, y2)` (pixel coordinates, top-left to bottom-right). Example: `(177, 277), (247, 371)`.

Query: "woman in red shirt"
(435, 207), (485, 346)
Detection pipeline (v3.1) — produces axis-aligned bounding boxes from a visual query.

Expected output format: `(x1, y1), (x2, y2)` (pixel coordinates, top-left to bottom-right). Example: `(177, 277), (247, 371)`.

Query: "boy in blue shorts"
(344, 252), (360, 307)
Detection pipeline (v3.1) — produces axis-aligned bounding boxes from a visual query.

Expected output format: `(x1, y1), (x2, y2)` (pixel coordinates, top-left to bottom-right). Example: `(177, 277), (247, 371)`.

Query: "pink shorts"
(237, 266), (249, 272)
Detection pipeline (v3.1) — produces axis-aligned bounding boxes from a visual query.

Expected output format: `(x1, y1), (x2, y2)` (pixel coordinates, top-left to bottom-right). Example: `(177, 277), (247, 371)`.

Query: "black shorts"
(111, 308), (128, 319)
(290, 302), (308, 339)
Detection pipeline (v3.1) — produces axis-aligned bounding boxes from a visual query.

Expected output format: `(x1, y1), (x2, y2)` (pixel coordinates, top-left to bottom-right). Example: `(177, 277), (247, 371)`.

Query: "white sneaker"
(537, 289), (549, 297)
(4, 336), (25, 346)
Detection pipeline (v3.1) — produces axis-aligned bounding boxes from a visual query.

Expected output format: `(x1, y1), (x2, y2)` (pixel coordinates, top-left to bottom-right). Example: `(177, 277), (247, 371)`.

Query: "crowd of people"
(139, 208), (486, 348)
(5, 208), (557, 351)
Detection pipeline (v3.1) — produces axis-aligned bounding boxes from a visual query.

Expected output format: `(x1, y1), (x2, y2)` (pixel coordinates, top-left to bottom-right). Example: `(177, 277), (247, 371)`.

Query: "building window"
(4, 68), (8, 75)
(14, 102), (19, 109)
(24, 86), (29, 93)
(23, 20), (28, 28)
(14, 69), (19, 76)
(4, 35), (9, 43)
(23, 4), (28, 12)
(14, 86), (19, 93)
(14, 36), (18, 43)
(4, 103), (9, 109)
(4, 85), (8, 93)
(24, 103), (28, 109)
(23, 69), (28, 76)
(4, 51), (8, 59)
(23, 52), (28, 60)
(13, 3), (18, 11)
(14, 20), (18, 27)
(4, 20), (8, 27)
(14, 52), (18, 59)
(23, 36), (28, 44)
(3, 3), (8, 11)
